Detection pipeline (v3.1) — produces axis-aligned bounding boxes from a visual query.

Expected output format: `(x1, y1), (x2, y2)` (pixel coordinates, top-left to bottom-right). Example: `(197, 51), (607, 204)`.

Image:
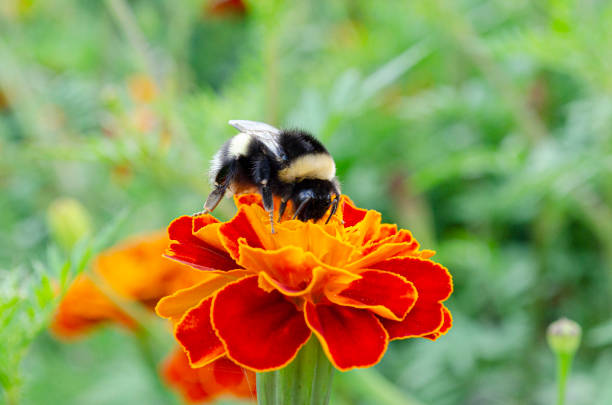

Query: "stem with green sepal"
(256, 337), (334, 405)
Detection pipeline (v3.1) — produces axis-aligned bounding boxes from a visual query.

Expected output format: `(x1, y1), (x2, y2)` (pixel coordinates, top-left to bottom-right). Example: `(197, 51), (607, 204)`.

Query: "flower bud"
(128, 74), (157, 104)
(547, 317), (581, 355)
(47, 197), (93, 251)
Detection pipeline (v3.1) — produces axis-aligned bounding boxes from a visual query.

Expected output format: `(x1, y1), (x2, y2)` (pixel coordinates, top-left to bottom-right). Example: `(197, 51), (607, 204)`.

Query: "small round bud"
(127, 74), (157, 104)
(47, 197), (93, 251)
(547, 317), (581, 355)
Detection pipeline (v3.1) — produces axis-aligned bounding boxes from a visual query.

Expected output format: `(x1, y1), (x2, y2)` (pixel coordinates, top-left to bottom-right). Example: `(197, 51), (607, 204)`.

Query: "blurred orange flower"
(162, 350), (255, 404)
(0, 88), (8, 110)
(51, 232), (205, 337)
(52, 232), (254, 403)
(157, 194), (453, 372)
(128, 74), (157, 104)
(205, 0), (246, 17)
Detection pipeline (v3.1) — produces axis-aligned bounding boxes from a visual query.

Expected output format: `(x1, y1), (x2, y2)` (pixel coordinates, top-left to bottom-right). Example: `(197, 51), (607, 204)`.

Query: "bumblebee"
(201, 120), (341, 232)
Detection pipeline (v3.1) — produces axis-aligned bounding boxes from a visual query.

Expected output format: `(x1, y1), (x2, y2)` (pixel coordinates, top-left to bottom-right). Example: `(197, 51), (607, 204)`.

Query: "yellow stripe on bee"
(278, 153), (336, 182)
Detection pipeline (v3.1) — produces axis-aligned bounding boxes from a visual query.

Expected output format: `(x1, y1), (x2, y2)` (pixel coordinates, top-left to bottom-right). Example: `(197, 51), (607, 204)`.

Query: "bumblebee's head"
(291, 179), (336, 221)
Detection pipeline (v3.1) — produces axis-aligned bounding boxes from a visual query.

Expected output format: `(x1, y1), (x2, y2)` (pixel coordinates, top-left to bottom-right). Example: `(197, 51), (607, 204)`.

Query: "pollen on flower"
(157, 193), (453, 372)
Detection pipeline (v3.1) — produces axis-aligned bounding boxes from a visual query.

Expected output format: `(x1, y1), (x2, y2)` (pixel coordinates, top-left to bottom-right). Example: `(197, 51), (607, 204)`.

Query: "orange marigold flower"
(0, 88), (9, 110)
(162, 349), (256, 403)
(52, 232), (206, 338)
(157, 195), (453, 372)
(205, 0), (247, 17)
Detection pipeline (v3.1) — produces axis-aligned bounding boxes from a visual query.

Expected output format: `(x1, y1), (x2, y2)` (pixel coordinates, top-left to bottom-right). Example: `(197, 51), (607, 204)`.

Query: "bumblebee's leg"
(331, 179), (343, 224)
(278, 199), (288, 222)
(277, 185), (293, 222)
(196, 160), (237, 216)
(253, 157), (275, 233)
(325, 195), (339, 224)
(200, 186), (225, 214)
(292, 198), (311, 220)
(260, 184), (275, 233)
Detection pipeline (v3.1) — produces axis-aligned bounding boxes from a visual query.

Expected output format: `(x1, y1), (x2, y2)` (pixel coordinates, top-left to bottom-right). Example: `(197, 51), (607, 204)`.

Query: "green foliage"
(0, 269), (54, 403)
(1, 0), (612, 403)
(0, 246), (85, 403)
(0, 209), (126, 404)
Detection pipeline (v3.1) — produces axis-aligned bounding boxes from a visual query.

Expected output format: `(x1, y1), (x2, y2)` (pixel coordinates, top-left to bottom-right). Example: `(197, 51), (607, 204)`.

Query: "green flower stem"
(134, 328), (178, 405)
(256, 337), (334, 405)
(555, 352), (573, 405)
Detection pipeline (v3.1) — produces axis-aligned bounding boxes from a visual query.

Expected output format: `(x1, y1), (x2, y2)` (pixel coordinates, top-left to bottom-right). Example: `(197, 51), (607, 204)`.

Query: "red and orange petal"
(237, 244), (358, 297)
(423, 306), (453, 341)
(340, 196), (368, 227)
(237, 245), (315, 293)
(175, 297), (226, 367)
(325, 270), (417, 321)
(304, 302), (388, 371)
(211, 276), (312, 371)
(368, 257), (453, 303)
(370, 257), (453, 339)
(167, 216), (238, 272)
(162, 350), (255, 404)
(218, 208), (269, 261)
(156, 269), (250, 322)
(381, 301), (447, 340)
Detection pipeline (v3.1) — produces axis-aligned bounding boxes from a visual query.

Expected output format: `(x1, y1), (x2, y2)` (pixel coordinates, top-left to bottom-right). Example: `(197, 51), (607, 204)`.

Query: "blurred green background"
(2, 0), (612, 404)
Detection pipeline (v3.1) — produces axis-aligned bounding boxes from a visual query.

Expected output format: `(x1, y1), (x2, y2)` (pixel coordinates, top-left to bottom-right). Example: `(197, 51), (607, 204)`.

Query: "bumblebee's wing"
(229, 119), (281, 135)
(228, 120), (285, 160)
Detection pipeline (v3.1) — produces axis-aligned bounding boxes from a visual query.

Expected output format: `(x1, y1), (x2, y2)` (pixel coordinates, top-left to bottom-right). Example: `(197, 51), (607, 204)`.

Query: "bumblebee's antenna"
(292, 198), (311, 220)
